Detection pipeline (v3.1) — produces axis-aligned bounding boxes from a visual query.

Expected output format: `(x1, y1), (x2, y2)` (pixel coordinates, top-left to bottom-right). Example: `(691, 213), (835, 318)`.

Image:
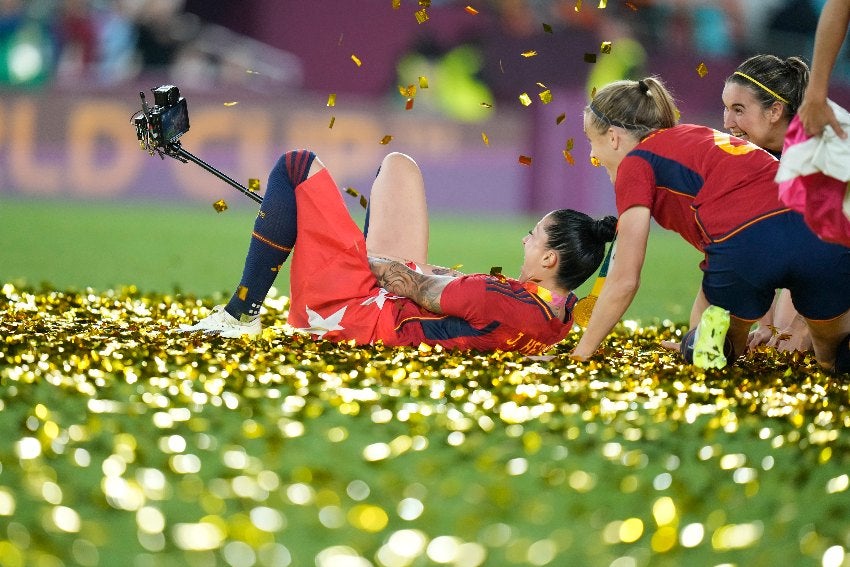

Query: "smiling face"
(519, 214), (554, 283)
(721, 81), (787, 153)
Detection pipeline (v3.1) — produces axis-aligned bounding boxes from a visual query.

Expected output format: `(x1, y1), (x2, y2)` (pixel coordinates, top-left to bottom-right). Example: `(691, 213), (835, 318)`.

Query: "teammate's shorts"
(287, 169), (398, 343)
(702, 210), (850, 321)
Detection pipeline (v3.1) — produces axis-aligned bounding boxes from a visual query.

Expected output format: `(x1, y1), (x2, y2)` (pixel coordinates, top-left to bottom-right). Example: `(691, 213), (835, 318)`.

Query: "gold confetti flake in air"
(518, 93), (532, 106)
(696, 62), (709, 78)
(359, 195), (368, 209)
(237, 286), (248, 300)
(345, 187), (360, 198)
(542, 22), (553, 33)
(481, 132), (489, 146)
(380, 135), (393, 145)
(626, 1), (638, 10)
(246, 69), (260, 75)
(223, 101), (239, 107)
(392, 0), (400, 8)
(415, 9), (429, 23)
(590, 156), (601, 167)
(598, 0), (607, 7)
(419, 0), (431, 6)
(351, 54), (362, 67)
(451, 263), (463, 270)
(248, 178), (261, 192)
(465, 5), (478, 15)
(213, 199), (228, 212)
(489, 266), (503, 276)
(405, 98), (414, 110)
(521, 50), (538, 58)
(566, 138), (575, 151)
(556, 113), (566, 125)
(575, 0), (582, 12)
(584, 53), (597, 63)
(536, 82), (547, 88)
(518, 155), (533, 166)
(539, 90), (552, 104)
(329, 116), (336, 129)
(591, 86), (598, 98)
(480, 102), (493, 108)
(398, 84), (417, 98)
(419, 76), (429, 88)
(327, 94), (337, 107)
(601, 41), (612, 54)
(675, 107), (682, 121)
(563, 150), (575, 165)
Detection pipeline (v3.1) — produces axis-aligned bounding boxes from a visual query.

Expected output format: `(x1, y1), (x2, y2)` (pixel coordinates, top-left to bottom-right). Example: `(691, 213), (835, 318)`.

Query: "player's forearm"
(807, 0), (850, 98)
(572, 277), (639, 359)
(368, 257), (452, 313)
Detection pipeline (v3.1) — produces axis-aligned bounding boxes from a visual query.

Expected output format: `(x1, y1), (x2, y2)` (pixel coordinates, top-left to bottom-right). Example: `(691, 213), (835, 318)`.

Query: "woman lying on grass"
(181, 150), (615, 354)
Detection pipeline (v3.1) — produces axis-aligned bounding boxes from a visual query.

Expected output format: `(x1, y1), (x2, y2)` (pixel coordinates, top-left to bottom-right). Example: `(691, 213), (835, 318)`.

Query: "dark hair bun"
(594, 216), (617, 242)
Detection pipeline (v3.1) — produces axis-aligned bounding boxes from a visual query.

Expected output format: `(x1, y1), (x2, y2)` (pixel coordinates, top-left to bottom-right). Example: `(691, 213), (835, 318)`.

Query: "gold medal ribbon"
(573, 238), (615, 327)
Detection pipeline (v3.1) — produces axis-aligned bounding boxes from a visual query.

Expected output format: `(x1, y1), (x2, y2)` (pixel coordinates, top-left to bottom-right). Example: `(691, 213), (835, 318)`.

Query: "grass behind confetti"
(0, 197), (702, 323)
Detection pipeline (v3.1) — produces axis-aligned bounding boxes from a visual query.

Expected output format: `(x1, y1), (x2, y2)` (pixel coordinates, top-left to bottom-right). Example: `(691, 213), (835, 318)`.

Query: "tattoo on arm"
(368, 257), (453, 313)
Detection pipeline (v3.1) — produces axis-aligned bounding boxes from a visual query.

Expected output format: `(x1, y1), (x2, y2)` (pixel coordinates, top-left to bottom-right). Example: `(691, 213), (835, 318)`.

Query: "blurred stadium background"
(1, 0), (849, 321)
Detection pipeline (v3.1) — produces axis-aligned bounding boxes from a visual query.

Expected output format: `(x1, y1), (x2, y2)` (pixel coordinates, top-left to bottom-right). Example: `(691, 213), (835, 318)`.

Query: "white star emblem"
(361, 288), (399, 309)
(301, 306), (347, 338)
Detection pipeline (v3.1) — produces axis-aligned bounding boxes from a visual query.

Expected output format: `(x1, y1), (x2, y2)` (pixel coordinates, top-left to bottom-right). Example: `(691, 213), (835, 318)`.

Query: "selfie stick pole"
(165, 141), (263, 204)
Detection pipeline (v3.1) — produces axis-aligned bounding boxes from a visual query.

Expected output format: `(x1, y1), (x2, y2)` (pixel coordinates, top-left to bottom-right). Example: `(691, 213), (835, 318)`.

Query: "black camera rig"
(132, 85), (262, 204)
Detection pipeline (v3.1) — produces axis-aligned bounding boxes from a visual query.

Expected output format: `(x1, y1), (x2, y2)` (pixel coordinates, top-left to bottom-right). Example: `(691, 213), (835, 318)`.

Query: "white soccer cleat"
(179, 305), (261, 338)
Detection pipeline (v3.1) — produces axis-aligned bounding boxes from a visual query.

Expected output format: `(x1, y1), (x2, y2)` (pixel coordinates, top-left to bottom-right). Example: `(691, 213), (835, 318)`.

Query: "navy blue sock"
(835, 333), (850, 374)
(225, 150), (315, 320)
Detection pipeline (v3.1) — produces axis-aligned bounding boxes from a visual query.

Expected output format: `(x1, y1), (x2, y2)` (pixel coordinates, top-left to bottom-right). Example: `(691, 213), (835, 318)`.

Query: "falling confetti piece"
(518, 155), (532, 166)
(248, 178), (261, 192)
(590, 156), (601, 167)
(419, 0), (431, 5)
(451, 263), (464, 270)
(601, 41), (612, 54)
(536, 82), (547, 88)
(327, 93), (337, 107)
(584, 53), (597, 63)
(696, 62), (708, 78)
(415, 9), (429, 23)
(419, 76), (429, 88)
(566, 138), (575, 151)
(598, 0), (607, 7)
(351, 54), (362, 67)
(359, 195), (368, 209)
(563, 151), (575, 165)
(405, 98), (414, 110)
(392, 0), (400, 8)
(489, 266), (503, 276)
(329, 116), (336, 129)
(542, 23), (553, 33)
(575, 0), (582, 12)
(246, 69), (260, 75)
(224, 101), (239, 107)
(518, 93), (532, 106)
(345, 187), (360, 198)
(380, 135), (393, 145)
(556, 113), (566, 125)
(591, 86), (597, 98)
(213, 199), (228, 212)
(398, 84), (417, 97)
(521, 50), (538, 58)
(480, 102), (493, 108)
(465, 5), (478, 15)
(625, 1), (638, 10)
(539, 90), (552, 104)
(481, 132), (489, 146)
(674, 108), (682, 121)
(237, 286), (248, 300)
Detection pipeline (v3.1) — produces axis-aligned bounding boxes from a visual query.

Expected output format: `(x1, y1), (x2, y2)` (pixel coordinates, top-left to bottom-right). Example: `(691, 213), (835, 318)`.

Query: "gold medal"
(573, 295), (597, 327)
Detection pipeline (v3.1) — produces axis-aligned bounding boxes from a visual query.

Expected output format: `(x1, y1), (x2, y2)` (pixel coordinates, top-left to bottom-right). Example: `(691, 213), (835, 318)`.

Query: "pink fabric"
(778, 116), (850, 247)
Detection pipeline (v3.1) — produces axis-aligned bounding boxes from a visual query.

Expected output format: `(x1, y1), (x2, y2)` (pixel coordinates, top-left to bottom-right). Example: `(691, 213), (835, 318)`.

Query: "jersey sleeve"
(615, 154), (656, 214)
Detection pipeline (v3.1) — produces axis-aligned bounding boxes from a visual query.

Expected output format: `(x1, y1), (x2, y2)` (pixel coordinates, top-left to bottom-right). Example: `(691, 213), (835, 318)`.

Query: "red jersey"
(614, 124), (789, 250)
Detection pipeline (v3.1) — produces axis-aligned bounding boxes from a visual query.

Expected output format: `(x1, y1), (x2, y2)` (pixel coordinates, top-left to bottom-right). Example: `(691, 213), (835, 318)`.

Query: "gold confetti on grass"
(248, 178), (261, 192)
(351, 54), (362, 67)
(213, 199), (228, 212)
(464, 5), (478, 15)
(380, 135), (393, 145)
(518, 93), (532, 106)
(696, 62), (709, 77)
(518, 155), (533, 166)
(327, 93), (337, 107)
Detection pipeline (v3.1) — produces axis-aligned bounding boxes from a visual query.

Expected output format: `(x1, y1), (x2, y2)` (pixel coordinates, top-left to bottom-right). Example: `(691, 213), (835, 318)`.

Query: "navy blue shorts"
(702, 211), (850, 321)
